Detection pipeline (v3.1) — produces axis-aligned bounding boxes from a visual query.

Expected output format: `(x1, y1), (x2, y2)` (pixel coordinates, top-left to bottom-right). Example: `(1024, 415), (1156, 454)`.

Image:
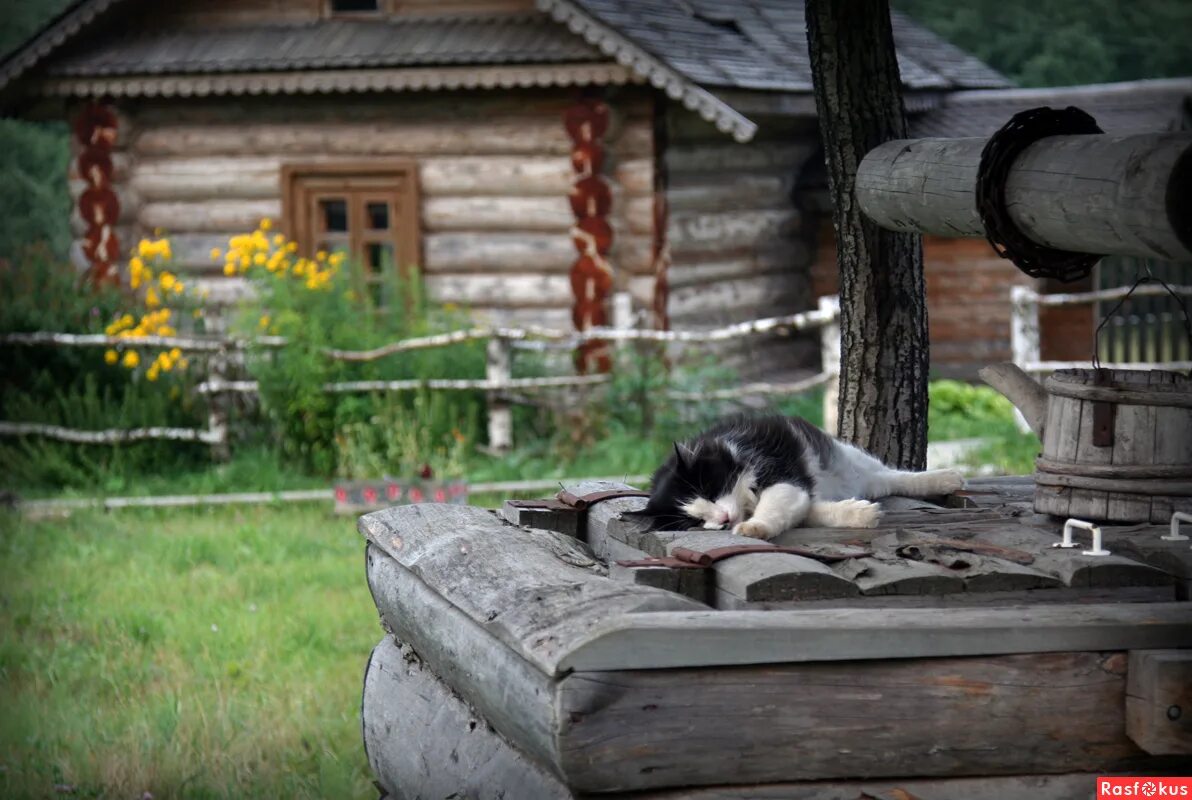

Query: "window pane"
(366, 202), (389, 230)
(366, 242), (394, 274)
(320, 199), (348, 232)
(332, 0), (378, 11)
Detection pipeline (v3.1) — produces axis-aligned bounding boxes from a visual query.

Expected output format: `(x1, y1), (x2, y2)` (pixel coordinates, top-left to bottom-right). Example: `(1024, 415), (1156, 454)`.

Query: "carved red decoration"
(571, 217), (613, 256)
(565, 96), (614, 374)
(73, 102), (120, 287)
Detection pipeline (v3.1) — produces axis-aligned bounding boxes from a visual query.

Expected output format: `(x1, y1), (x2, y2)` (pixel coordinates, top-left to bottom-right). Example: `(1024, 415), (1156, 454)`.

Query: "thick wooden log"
(424, 232), (573, 273)
(358, 503), (703, 677)
(625, 773), (1113, 800)
(362, 636), (571, 800)
(857, 132), (1192, 262)
(557, 651), (1146, 791)
(559, 602), (1192, 671)
(129, 154), (576, 201)
(424, 273), (571, 308)
(1126, 649), (1192, 755)
(138, 199), (280, 233)
(666, 208), (800, 253)
(133, 120), (573, 157)
(423, 196), (573, 232)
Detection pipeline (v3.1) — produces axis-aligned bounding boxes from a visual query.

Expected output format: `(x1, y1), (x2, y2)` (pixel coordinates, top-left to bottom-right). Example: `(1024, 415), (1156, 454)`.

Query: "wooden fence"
(0, 293), (843, 457)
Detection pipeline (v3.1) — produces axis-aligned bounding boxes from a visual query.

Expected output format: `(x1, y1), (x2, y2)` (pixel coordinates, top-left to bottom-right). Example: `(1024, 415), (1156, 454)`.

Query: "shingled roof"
(1, 0), (1010, 142)
(910, 77), (1192, 138)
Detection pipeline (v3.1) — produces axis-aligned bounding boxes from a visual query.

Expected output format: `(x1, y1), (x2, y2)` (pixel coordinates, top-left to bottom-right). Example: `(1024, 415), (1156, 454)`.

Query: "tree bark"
(805, 0), (928, 469)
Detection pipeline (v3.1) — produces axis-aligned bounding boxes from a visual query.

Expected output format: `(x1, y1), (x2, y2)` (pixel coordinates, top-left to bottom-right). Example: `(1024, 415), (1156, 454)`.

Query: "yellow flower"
(169, 347), (182, 360)
(258, 315), (271, 330)
(172, 282), (184, 295)
(122, 350), (140, 368)
(285, 242), (298, 253)
(210, 247), (222, 261)
(104, 349), (118, 364)
(223, 262), (237, 276)
(137, 239), (153, 258)
(146, 365), (159, 381)
(193, 309), (204, 319)
(316, 251), (327, 262)
(159, 272), (176, 292)
(253, 252), (267, 266)
(260, 218), (273, 231)
(177, 357), (189, 370)
(145, 287), (161, 308)
(272, 234), (285, 246)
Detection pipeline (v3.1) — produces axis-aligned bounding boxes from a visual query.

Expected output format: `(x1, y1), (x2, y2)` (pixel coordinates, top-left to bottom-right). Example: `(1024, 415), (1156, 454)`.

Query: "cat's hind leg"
(806, 498), (881, 528)
(734, 482), (811, 540)
(875, 468), (965, 499)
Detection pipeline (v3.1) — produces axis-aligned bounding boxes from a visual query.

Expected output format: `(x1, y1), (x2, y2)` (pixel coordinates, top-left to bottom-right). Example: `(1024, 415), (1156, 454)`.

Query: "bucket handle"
(1092, 271), (1192, 372)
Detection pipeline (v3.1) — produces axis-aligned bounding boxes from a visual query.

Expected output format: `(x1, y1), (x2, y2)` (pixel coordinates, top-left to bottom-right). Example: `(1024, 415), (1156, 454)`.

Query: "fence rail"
(1, 293), (843, 456)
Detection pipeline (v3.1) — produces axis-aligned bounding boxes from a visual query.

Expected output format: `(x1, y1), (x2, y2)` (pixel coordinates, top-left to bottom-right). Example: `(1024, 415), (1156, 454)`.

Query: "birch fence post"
(207, 344), (231, 461)
(486, 335), (513, 452)
(819, 295), (841, 436)
(1010, 284), (1042, 434)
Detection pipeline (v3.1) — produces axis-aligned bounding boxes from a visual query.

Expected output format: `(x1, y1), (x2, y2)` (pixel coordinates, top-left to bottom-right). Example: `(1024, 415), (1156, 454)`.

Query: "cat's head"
(629, 441), (757, 531)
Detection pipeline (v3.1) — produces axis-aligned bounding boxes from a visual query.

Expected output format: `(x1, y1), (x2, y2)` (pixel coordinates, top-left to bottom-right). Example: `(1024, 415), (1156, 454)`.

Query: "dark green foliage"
(0, 121), (71, 260)
(894, 0), (1192, 86)
(0, 249), (208, 493)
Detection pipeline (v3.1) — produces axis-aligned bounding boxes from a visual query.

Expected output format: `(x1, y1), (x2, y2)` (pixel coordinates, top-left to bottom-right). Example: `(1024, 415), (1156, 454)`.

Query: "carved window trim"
(281, 161), (421, 305)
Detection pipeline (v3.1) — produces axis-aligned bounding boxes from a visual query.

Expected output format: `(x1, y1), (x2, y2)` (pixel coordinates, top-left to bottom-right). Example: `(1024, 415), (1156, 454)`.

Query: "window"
(282, 162), (420, 307)
(329, 0), (380, 13)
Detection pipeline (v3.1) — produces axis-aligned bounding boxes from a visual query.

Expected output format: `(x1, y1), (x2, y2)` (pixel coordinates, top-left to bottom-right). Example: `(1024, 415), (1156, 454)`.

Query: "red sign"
(1097, 778), (1192, 798)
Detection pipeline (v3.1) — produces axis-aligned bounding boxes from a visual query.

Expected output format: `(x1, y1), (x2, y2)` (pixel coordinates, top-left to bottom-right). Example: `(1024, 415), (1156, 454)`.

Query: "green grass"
(0, 505), (377, 799)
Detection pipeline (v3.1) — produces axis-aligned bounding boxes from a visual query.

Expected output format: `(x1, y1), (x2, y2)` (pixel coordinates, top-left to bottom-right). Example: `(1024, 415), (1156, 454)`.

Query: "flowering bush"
(100, 236), (198, 382)
(220, 219), (486, 476)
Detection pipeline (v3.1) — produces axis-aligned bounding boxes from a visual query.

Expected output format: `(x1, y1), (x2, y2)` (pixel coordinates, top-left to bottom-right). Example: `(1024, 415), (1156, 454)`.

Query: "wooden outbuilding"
(0, 0), (1011, 373)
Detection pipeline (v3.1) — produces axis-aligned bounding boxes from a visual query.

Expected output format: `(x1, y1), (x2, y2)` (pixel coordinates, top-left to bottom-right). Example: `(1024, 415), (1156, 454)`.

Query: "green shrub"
(224, 225), (486, 476)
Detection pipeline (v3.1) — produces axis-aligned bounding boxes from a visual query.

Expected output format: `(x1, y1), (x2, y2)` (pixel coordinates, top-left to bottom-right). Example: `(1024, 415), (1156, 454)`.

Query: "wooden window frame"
(281, 161), (421, 301)
(323, 0), (385, 18)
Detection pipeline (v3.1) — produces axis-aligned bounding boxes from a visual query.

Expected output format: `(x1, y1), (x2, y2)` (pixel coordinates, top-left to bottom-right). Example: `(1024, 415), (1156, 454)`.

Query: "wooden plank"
(881, 530), (1066, 592)
(663, 531), (860, 603)
(362, 636), (572, 800)
(557, 652), (1147, 791)
(619, 773), (1109, 800)
(359, 503), (703, 677)
(712, 585), (1175, 611)
(1126, 649), (1192, 755)
(832, 553), (965, 596)
(558, 602), (1192, 671)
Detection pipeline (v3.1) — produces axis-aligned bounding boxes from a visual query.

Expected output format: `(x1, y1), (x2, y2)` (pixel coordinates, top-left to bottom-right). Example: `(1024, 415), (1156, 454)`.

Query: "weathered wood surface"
(557, 651), (1148, 791)
(558, 602), (1192, 671)
(857, 132), (1192, 262)
(621, 773), (1110, 800)
(1126, 649), (1192, 756)
(363, 636), (1122, 800)
(362, 636), (571, 800)
(359, 503), (703, 677)
(365, 543), (560, 765)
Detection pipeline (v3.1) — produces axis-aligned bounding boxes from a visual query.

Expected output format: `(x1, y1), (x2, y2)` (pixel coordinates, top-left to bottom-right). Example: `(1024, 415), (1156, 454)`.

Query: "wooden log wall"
(662, 111), (820, 376)
(100, 90), (653, 329)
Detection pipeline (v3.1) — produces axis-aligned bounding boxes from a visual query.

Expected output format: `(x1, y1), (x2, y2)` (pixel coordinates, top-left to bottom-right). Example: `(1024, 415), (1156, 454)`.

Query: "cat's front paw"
(733, 519), (775, 540)
(831, 498), (882, 528)
(924, 469), (966, 495)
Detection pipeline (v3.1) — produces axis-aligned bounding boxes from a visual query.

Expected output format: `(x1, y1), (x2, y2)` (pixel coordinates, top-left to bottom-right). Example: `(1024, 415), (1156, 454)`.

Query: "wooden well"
(1034, 368), (1192, 523)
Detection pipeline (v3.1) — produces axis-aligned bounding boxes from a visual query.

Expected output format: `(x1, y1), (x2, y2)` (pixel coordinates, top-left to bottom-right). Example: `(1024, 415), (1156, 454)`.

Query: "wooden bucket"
(1034, 368), (1192, 522)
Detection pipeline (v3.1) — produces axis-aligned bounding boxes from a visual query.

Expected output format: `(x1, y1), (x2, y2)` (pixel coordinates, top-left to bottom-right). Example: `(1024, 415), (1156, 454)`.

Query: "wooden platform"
(359, 477), (1192, 798)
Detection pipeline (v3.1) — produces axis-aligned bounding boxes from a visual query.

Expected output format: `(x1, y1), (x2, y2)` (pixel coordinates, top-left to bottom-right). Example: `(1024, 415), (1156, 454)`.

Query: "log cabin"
(4, 0), (1182, 377)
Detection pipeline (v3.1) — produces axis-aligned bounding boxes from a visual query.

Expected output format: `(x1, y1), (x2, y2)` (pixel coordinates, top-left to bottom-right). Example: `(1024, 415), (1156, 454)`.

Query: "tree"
(805, 0), (929, 470)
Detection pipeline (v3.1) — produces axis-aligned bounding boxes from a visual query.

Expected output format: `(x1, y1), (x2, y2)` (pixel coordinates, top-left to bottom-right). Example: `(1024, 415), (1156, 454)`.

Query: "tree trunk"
(805, 0), (928, 469)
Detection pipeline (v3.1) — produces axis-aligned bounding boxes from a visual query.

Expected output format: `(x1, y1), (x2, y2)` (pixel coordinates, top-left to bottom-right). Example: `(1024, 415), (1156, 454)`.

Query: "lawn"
(0, 504), (377, 799)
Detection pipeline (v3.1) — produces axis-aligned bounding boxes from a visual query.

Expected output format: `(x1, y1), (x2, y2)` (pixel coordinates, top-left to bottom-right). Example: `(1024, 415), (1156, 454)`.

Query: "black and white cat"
(632, 414), (965, 540)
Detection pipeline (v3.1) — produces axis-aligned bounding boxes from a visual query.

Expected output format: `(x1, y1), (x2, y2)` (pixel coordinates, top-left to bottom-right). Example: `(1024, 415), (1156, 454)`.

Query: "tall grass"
(0, 505), (376, 799)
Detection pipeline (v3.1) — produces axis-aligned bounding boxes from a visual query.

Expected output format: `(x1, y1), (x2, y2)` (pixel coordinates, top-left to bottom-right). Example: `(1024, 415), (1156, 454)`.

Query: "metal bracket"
(1056, 518), (1110, 557)
(1162, 511), (1192, 543)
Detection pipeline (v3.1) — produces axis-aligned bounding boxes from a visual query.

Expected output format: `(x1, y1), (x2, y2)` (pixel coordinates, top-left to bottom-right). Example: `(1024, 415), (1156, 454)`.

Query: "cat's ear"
(673, 442), (694, 470)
